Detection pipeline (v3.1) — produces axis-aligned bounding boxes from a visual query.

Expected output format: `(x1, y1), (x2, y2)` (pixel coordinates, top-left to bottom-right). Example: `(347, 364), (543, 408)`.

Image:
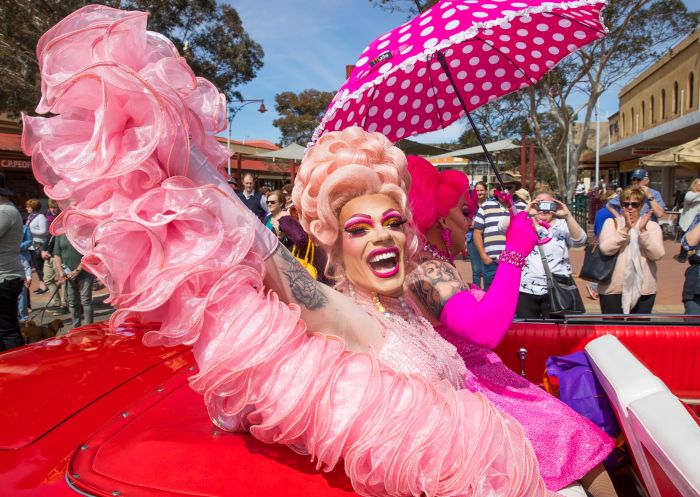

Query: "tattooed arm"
(407, 260), (468, 320)
(263, 243), (384, 353)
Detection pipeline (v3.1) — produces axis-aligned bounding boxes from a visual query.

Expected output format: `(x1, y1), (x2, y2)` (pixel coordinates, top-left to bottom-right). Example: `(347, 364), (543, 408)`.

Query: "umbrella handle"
(435, 52), (515, 214)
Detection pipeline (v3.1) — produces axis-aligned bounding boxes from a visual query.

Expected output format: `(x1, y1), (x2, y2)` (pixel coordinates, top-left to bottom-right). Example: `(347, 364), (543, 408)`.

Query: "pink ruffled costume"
(23, 6), (551, 497)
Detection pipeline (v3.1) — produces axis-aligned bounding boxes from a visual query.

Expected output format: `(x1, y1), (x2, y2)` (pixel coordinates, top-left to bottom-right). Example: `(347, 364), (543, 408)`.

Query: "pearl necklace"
(347, 284), (416, 327)
(423, 242), (455, 263)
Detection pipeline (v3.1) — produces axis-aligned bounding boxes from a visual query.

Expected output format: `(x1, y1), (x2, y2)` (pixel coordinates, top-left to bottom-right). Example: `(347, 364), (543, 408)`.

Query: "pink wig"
(293, 126), (420, 278)
(407, 156), (469, 235)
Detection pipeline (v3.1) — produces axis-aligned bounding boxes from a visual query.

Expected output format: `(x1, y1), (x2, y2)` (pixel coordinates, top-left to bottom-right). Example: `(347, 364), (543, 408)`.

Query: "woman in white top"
(24, 199), (48, 293)
(501, 191), (587, 319)
(677, 178), (700, 262)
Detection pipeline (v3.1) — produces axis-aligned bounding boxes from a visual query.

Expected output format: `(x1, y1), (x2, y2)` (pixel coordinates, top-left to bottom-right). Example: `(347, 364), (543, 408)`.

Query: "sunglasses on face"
(622, 202), (641, 208)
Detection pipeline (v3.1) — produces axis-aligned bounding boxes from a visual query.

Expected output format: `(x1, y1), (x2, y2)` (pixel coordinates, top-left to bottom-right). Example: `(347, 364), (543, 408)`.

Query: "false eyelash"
(384, 218), (407, 229)
(344, 223), (373, 236)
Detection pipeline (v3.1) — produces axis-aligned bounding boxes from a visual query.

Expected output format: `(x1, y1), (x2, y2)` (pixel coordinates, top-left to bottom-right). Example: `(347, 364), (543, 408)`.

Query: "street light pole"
(227, 99), (267, 176)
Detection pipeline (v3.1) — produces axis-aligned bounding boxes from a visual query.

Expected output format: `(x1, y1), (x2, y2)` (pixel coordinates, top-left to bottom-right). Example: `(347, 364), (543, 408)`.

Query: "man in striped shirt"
(472, 186), (527, 289)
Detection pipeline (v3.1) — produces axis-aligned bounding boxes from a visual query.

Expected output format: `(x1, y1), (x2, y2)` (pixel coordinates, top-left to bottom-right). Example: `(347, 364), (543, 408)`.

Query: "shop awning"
(639, 137), (700, 168)
(255, 143), (306, 161)
(427, 139), (520, 159)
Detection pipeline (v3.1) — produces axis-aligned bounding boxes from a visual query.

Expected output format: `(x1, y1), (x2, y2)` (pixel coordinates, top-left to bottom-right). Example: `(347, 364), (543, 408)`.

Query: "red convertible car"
(1, 316), (699, 497)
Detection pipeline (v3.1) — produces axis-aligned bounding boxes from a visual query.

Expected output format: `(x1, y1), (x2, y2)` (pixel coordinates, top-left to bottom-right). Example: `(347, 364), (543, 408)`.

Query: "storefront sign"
(0, 159), (31, 169)
(631, 146), (667, 156)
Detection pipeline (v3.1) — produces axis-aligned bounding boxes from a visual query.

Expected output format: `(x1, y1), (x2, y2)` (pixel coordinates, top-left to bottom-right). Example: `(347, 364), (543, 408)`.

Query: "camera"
(537, 200), (557, 212)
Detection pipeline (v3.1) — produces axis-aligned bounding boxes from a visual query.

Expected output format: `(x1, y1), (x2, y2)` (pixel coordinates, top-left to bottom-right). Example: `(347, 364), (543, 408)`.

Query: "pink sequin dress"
(22, 6), (550, 497)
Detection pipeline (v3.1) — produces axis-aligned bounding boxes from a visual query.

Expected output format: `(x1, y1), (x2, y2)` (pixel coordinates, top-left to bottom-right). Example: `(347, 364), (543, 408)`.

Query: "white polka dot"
(438, 73), (448, 82)
(530, 63), (540, 72)
(516, 42), (527, 49)
(358, 105), (366, 115)
(501, 81), (511, 91)
(446, 85), (455, 94)
(417, 67), (427, 77)
(476, 69), (486, 78)
(384, 92), (395, 104)
(574, 30), (586, 39)
(533, 37), (544, 45)
(457, 70), (468, 80)
(419, 15), (433, 26)
(424, 38), (438, 49)
(537, 23), (549, 32)
(424, 119), (433, 128)
(401, 80), (411, 90)
(512, 3), (527, 9)
(379, 62), (392, 74)
(520, 14), (532, 23)
(567, 44), (578, 52)
(378, 40), (390, 50)
(386, 76), (397, 87)
(470, 95), (480, 105)
(383, 109), (393, 119)
(495, 68), (506, 77)
(399, 95), (409, 105)
(453, 97), (461, 106)
(396, 128), (405, 138)
(514, 69), (525, 78)
(399, 44), (413, 55)
(531, 50), (542, 58)
(398, 33), (411, 43)
(445, 48), (455, 57)
(499, 34), (511, 42)
(558, 19), (572, 28)
(546, 60), (555, 68)
(463, 83), (474, 92)
(462, 45), (474, 54)
(488, 55), (500, 64)
(469, 56), (480, 65)
(411, 115), (420, 125)
(379, 31), (392, 40)
(450, 58), (461, 68)
(483, 29), (494, 35)
(515, 54), (525, 62)
(421, 26), (435, 37)
(412, 99), (422, 109)
(517, 29), (528, 36)
(347, 111), (355, 122)
(368, 123), (378, 132)
(414, 82), (424, 93)
(548, 46), (560, 55)
(483, 44), (493, 52)
(445, 20), (460, 30)
(501, 22), (512, 29)
(482, 81), (492, 91)
(442, 8), (456, 18)
(343, 101), (351, 111)
(473, 11), (488, 18)
(501, 47), (510, 53)
(483, 3), (498, 8)
(368, 106), (379, 117)
(425, 103), (434, 113)
(553, 33), (564, 41)
(426, 88), (436, 97)
(437, 99), (446, 108)
(399, 24), (411, 34)
(356, 56), (369, 66)
(397, 111), (407, 121)
(382, 125), (392, 135)
(430, 62), (442, 72)
(334, 120), (342, 130)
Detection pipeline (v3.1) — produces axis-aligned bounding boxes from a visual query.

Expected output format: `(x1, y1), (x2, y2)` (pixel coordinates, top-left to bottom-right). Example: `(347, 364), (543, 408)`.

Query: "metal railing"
(568, 195), (588, 233)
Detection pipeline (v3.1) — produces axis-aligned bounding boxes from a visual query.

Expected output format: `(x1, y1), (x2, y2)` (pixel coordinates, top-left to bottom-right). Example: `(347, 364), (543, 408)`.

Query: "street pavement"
(25, 238), (687, 330)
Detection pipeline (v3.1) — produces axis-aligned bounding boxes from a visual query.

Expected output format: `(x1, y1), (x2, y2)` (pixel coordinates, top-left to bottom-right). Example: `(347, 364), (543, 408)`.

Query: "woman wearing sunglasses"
(598, 186), (665, 314)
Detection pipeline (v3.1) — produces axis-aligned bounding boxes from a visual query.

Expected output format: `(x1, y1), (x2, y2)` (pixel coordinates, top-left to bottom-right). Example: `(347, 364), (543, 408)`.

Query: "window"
(641, 101), (645, 128)
(674, 82), (679, 114)
(631, 107), (636, 132)
(650, 96), (655, 123)
(690, 73), (695, 109)
(661, 89), (666, 119)
(621, 113), (626, 135)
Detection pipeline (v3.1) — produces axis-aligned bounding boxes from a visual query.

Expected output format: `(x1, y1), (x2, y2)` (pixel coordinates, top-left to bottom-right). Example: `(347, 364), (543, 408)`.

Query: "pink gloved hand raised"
(439, 211), (536, 350)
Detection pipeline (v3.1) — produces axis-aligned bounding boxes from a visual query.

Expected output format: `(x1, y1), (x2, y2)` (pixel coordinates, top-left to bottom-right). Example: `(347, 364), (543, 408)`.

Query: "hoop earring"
(441, 227), (452, 253)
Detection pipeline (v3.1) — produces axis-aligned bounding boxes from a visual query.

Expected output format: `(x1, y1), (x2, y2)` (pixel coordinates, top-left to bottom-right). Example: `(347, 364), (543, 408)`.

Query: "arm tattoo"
(276, 245), (328, 311)
(408, 260), (466, 319)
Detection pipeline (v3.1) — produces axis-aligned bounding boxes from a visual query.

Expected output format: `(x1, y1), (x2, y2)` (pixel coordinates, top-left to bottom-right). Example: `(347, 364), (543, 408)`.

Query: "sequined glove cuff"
(498, 249), (527, 269)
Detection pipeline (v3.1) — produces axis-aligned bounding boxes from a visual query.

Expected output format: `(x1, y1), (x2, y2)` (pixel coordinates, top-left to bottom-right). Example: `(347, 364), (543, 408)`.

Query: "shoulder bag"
(539, 247), (585, 317)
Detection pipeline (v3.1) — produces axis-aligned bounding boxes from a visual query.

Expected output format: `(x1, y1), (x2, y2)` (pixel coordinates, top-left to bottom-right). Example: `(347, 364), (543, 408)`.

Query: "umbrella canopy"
(429, 138), (520, 159)
(639, 137), (700, 169)
(255, 143), (307, 161)
(313, 0), (607, 144)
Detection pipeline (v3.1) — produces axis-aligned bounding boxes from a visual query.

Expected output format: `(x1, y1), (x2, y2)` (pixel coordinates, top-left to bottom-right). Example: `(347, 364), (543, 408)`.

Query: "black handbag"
(579, 243), (618, 283)
(539, 249), (585, 317)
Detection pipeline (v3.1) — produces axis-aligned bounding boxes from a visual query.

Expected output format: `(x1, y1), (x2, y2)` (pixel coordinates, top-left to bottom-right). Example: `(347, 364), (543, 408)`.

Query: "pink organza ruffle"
(22, 6), (548, 496)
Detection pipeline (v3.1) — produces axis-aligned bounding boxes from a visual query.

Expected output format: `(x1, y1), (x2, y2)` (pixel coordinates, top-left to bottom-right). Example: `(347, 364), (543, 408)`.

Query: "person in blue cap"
(607, 168), (666, 222)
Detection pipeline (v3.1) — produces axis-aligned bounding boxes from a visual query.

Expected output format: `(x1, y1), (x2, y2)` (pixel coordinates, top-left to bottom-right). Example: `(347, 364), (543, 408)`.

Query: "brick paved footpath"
(455, 238), (687, 314)
(25, 238), (687, 328)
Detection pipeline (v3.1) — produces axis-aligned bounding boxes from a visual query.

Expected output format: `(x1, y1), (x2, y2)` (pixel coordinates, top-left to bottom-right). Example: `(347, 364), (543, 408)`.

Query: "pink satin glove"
(504, 211), (539, 257)
(492, 188), (514, 209)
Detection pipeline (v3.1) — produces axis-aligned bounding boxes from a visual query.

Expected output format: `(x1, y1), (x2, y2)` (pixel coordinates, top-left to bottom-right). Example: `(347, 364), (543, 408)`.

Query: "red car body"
(1, 318), (699, 496)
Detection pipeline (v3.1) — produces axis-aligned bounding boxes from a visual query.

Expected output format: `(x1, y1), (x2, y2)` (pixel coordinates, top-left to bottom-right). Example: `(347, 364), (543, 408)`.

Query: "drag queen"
(23, 6), (548, 496)
(405, 157), (616, 496)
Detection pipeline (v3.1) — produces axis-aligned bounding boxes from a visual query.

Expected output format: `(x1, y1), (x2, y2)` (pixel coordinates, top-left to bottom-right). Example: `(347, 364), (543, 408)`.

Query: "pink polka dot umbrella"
(312, 0), (607, 189)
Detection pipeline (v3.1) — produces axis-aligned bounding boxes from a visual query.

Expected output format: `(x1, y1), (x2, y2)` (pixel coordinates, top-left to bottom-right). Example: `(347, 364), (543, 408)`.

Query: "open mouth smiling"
(366, 247), (400, 278)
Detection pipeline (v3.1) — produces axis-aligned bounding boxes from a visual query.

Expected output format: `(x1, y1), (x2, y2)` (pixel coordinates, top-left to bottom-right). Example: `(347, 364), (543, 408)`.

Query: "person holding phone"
(500, 191), (586, 319)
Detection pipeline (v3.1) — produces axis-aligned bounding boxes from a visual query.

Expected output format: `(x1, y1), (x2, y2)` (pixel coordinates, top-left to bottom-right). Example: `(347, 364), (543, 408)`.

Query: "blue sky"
(226, 0), (700, 146)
